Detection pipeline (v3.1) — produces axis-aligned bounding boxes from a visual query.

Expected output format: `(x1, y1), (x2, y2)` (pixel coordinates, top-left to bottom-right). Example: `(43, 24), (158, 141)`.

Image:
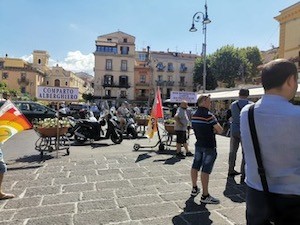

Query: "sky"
(0, 0), (299, 75)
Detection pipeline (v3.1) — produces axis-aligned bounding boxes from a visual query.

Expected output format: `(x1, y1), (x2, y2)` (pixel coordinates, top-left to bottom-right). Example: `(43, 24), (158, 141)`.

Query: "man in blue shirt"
(190, 95), (223, 204)
(228, 88), (252, 182)
(240, 59), (300, 224)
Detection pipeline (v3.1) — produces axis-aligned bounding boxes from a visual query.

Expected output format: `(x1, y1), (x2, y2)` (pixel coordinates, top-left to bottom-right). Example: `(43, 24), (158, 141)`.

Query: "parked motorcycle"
(74, 112), (123, 144)
(124, 113), (138, 139)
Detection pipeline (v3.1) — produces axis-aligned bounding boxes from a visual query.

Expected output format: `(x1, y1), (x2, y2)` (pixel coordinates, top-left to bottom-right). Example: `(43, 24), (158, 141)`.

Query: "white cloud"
(55, 51), (94, 75)
(22, 51), (94, 76)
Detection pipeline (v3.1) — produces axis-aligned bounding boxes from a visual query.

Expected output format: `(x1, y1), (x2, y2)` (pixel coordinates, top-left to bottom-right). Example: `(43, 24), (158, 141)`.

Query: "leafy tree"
(193, 56), (217, 91)
(240, 46), (262, 80)
(82, 93), (93, 102)
(210, 45), (245, 88)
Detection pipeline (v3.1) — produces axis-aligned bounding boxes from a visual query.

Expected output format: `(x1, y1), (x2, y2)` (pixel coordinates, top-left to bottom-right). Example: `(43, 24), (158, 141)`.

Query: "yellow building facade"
(275, 2), (300, 70)
(0, 57), (45, 98)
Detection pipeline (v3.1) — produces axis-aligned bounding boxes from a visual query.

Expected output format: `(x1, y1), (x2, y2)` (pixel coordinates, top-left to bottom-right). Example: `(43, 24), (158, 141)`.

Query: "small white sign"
(170, 91), (197, 103)
(37, 86), (79, 101)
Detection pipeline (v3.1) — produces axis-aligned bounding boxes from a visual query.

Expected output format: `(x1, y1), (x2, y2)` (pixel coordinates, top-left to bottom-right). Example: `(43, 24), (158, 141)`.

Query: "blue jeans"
(0, 147), (7, 174)
(192, 145), (217, 174)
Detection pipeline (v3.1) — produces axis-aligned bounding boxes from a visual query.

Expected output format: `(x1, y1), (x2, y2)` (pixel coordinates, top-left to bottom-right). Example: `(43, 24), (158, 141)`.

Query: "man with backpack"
(228, 88), (252, 183)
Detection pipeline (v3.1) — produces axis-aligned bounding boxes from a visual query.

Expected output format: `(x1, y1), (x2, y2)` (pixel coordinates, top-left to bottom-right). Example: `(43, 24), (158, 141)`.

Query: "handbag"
(248, 104), (300, 225)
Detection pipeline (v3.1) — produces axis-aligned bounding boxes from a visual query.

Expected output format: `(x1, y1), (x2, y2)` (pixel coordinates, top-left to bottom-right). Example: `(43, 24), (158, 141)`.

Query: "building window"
(167, 63), (174, 72)
(156, 62), (165, 71)
(38, 59), (41, 64)
(21, 87), (26, 93)
(96, 46), (117, 53)
(138, 53), (147, 61)
(54, 79), (60, 87)
(140, 74), (146, 83)
(46, 81), (49, 85)
(106, 59), (112, 70)
(121, 60), (127, 71)
(158, 75), (163, 81)
(120, 46), (129, 55)
(65, 81), (68, 86)
(120, 90), (126, 98)
(180, 76), (185, 82)
(119, 76), (128, 86)
(2, 72), (8, 79)
(123, 38), (127, 43)
(107, 38), (112, 42)
(104, 75), (113, 85)
(180, 63), (187, 72)
(138, 89), (146, 96)
(166, 88), (172, 98)
(168, 75), (172, 81)
(0, 61), (4, 69)
(105, 90), (111, 96)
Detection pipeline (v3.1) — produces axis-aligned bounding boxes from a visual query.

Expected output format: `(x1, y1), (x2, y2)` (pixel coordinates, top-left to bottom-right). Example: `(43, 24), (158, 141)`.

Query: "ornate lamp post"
(189, 1), (211, 93)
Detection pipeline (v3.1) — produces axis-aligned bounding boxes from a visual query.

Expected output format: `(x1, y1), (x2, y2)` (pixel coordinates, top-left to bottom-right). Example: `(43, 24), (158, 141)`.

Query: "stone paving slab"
(0, 130), (247, 224)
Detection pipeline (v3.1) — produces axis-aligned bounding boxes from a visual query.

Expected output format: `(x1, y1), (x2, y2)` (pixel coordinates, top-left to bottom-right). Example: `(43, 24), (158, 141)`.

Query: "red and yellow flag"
(0, 100), (32, 144)
(146, 88), (164, 139)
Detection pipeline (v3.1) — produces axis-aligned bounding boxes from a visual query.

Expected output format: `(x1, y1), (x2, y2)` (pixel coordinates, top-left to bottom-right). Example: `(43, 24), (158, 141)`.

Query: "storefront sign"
(170, 91), (197, 103)
(37, 86), (79, 101)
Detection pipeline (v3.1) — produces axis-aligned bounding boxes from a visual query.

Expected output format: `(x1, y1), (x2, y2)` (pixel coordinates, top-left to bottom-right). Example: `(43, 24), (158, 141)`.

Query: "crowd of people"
(1, 58), (299, 224)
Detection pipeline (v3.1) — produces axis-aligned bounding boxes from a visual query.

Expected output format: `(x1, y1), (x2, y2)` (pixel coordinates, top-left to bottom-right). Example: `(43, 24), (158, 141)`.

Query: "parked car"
(0, 100), (57, 124)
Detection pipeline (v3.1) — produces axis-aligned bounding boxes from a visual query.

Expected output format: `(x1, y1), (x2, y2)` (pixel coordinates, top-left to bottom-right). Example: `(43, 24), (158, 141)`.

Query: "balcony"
(18, 77), (30, 86)
(136, 82), (150, 87)
(102, 82), (131, 89)
(180, 66), (188, 73)
(178, 81), (187, 87)
(165, 81), (174, 86)
(136, 95), (148, 101)
(155, 80), (165, 86)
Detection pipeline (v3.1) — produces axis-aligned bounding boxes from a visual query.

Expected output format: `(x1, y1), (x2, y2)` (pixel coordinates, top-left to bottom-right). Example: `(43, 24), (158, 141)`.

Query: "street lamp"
(189, 1), (211, 93)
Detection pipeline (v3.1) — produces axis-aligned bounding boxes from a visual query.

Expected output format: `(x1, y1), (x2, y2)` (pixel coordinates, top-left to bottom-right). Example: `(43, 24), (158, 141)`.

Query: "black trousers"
(246, 186), (300, 225)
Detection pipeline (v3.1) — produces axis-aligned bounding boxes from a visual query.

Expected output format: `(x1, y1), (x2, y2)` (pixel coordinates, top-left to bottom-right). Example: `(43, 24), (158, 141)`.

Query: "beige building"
(275, 2), (300, 70)
(149, 51), (198, 99)
(32, 50), (89, 100)
(134, 50), (152, 103)
(0, 56), (45, 98)
(94, 31), (135, 101)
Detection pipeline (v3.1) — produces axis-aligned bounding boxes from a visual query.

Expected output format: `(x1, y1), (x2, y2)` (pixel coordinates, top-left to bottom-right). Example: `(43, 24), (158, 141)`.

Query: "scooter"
(124, 113), (138, 139)
(74, 112), (123, 144)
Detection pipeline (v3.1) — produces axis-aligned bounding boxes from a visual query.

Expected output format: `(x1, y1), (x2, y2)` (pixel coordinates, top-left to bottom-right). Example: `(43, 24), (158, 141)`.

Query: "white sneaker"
(200, 194), (220, 204)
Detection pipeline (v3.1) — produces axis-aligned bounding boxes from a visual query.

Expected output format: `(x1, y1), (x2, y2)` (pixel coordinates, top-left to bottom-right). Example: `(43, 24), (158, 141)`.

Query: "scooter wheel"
(133, 144), (140, 151)
(159, 143), (165, 151)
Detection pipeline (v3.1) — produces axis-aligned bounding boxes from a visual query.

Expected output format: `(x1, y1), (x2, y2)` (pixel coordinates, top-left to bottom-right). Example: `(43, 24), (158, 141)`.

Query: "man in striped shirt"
(190, 95), (223, 204)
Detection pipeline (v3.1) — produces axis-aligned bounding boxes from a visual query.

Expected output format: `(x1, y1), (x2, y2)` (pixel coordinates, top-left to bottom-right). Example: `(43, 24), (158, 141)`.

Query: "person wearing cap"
(228, 88), (252, 182)
(174, 100), (193, 158)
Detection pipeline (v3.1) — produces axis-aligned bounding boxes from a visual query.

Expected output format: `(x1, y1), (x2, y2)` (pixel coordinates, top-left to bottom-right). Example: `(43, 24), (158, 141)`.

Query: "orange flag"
(0, 100), (32, 144)
(146, 88), (164, 139)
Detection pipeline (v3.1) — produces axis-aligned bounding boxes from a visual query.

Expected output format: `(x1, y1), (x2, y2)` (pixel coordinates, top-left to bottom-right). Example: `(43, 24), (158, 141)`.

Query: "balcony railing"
(178, 81), (187, 87)
(102, 82), (131, 88)
(136, 82), (150, 86)
(155, 80), (165, 86)
(136, 95), (148, 101)
(165, 81), (174, 86)
(17, 77), (30, 86)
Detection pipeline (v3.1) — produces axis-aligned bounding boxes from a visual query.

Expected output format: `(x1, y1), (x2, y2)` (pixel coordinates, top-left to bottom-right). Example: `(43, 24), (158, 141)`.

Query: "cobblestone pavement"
(0, 129), (246, 225)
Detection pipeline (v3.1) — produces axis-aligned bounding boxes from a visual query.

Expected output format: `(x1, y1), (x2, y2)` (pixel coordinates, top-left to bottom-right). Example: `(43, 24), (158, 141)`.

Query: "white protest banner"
(37, 86), (79, 101)
(170, 91), (197, 103)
